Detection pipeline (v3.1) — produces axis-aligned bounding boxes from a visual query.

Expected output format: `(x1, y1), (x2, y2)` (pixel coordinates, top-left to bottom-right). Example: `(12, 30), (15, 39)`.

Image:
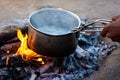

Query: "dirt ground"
(0, 0), (120, 23)
(0, 0), (120, 80)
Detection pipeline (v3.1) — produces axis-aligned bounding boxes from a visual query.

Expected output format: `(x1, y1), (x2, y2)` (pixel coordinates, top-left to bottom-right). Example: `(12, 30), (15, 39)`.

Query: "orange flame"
(13, 29), (44, 64)
(6, 50), (10, 65)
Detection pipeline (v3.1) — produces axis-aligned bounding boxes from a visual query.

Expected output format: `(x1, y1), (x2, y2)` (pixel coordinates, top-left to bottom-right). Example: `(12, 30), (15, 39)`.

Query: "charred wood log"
(0, 27), (28, 47)
(0, 42), (20, 53)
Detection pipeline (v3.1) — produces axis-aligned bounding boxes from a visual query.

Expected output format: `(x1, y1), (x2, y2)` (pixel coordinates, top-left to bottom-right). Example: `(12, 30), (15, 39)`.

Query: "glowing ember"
(13, 29), (44, 64)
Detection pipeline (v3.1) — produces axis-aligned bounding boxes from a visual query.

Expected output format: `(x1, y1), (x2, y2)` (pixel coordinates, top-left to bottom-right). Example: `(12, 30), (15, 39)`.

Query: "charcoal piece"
(78, 38), (91, 48)
(7, 68), (31, 80)
(28, 60), (43, 69)
(0, 55), (32, 68)
(8, 68), (21, 79)
(35, 71), (40, 77)
(30, 72), (37, 80)
(0, 68), (8, 76)
(71, 55), (81, 68)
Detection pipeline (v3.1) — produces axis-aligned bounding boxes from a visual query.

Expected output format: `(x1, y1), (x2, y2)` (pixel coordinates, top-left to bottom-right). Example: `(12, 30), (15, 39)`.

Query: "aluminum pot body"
(28, 8), (81, 57)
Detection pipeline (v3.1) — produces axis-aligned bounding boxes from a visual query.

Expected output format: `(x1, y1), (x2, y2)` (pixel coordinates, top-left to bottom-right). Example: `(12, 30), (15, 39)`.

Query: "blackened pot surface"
(28, 8), (81, 57)
(28, 26), (78, 57)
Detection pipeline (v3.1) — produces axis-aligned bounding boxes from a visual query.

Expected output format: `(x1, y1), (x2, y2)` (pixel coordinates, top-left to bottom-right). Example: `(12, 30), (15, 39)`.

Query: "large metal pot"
(28, 8), (81, 57)
(28, 8), (111, 57)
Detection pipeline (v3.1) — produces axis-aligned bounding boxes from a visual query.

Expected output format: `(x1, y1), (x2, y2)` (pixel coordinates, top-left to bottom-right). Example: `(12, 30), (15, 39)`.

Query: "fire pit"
(0, 18), (117, 80)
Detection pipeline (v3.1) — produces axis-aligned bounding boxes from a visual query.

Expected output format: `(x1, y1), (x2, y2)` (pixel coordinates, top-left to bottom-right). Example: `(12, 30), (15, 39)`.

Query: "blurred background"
(0, 0), (120, 23)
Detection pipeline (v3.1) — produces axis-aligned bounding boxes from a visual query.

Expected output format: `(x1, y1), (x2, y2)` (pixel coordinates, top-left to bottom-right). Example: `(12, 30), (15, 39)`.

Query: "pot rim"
(28, 8), (81, 37)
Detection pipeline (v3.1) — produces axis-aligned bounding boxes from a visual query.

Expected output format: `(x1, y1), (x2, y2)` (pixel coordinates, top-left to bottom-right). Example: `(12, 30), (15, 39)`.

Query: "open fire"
(0, 19), (118, 80)
(6, 29), (44, 65)
(15, 29), (44, 63)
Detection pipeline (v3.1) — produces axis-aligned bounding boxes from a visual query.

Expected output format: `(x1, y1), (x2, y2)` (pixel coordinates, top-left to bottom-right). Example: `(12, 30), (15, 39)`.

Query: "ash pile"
(0, 18), (118, 80)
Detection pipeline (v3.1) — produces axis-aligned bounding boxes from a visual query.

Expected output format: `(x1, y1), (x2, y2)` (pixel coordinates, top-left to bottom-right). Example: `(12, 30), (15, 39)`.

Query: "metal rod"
(72, 19), (112, 32)
(88, 26), (105, 28)
(83, 29), (102, 32)
(83, 19), (112, 27)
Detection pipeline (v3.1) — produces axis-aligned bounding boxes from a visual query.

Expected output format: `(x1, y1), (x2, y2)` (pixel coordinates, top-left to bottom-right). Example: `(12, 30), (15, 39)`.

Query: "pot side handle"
(72, 19), (112, 32)
(72, 19), (112, 36)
